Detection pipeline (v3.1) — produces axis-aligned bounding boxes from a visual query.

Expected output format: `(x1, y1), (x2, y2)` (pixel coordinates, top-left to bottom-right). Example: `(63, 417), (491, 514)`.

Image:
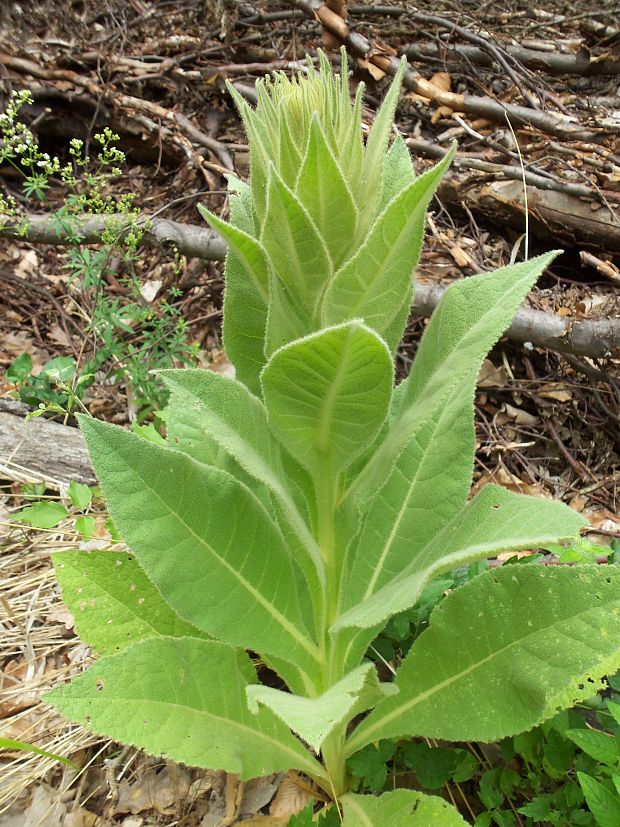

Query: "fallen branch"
(292, 0), (610, 141)
(0, 400), (96, 486)
(2, 212), (618, 358)
(406, 42), (620, 78)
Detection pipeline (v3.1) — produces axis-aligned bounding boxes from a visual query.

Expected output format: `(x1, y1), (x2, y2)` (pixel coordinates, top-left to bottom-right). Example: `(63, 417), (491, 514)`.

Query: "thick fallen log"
(1, 213), (618, 358)
(0, 400), (96, 486)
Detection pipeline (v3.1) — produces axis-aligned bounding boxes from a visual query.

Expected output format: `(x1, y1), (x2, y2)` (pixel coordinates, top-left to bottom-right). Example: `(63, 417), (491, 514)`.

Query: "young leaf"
(340, 789), (468, 825)
(346, 566), (620, 754)
(323, 149), (453, 338)
(45, 637), (324, 781)
(351, 251), (560, 504)
(198, 205), (269, 301)
(261, 322), (393, 478)
(295, 115), (358, 268)
(357, 57), (407, 237)
(52, 550), (208, 655)
(246, 663), (396, 753)
(220, 187), (268, 395)
(261, 164), (333, 320)
(379, 132), (415, 211)
(565, 729), (619, 766)
(160, 368), (323, 587)
(68, 481), (92, 510)
(335, 483), (586, 632)
(79, 416), (321, 689)
(11, 501), (68, 529)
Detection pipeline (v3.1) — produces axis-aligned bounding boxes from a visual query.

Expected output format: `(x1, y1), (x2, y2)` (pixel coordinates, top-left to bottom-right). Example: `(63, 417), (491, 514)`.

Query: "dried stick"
(2, 213), (618, 358)
(291, 0), (608, 141)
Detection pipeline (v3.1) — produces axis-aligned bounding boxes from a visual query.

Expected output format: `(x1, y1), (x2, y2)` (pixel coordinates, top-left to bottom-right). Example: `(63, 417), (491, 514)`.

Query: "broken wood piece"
(0, 400), (96, 486)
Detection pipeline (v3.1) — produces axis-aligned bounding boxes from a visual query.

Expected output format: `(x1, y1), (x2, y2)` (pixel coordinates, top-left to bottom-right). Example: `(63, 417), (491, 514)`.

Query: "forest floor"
(0, 0), (619, 824)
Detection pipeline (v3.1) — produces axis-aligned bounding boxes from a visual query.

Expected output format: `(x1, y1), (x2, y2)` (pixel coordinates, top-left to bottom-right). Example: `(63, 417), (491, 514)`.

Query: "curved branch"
(1, 212), (618, 358)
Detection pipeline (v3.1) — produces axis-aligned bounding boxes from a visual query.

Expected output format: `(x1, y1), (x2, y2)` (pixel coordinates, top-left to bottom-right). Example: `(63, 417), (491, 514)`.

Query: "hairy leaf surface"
(341, 789), (468, 825)
(262, 322), (393, 477)
(323, 149), (453, 337)
(53, 550), (206, 656)
(246, 663), (395, 753)
(80, 417), (320, 687)
(346, 566), (620, 754)
(46, 638), (323, 780)
(335, 483), (586, 632)
(296, 115), (357, 268)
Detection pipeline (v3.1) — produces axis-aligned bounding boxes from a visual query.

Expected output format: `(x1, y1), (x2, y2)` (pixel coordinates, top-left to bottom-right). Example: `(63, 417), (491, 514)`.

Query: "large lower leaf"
(246, 663), (395, 753)
(160, 369), (323, 589)
(79, 417), (321, 690)
(46, 637), (324, 781)
(53, 550), (207, 656)
(346, 565), (620, 755)
(323, 150), (453, 339)
(341, 789), (468, 826)
(351, 252), (559, 504)
(261, 322), (393, 478)
(334, 483), (586, 633)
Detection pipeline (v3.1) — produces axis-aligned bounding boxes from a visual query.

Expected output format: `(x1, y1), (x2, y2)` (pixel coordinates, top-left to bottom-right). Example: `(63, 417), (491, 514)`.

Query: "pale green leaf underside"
(53, 550), (207, 656)
(347, 566), (620, 754)
(323, 148), (453, 337)
(341, 789), (468, 826)
(334, 483), (587, 632)
(262, 322), (393, 476)
(79, 416), (320, 685)
(246, 662), (395, 753)
(45, 637), (323, 781)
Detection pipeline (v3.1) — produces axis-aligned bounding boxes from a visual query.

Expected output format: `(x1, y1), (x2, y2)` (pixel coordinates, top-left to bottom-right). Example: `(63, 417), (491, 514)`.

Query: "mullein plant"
(47, 51), (620, 825)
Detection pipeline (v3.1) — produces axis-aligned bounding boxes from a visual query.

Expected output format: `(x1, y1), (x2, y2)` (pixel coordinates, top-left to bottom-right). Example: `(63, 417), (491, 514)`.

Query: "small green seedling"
(46, 52), (620, 825)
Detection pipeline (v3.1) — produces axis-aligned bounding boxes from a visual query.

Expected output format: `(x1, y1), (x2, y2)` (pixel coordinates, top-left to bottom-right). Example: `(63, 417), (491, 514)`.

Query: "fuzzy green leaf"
(246, 663), (395, 753)
(346, 566), (620, 754)
(341, 380), (474, 615)
(79, 417), (320, 690)
(335, 483), (586, 632)
(351, 251), (560, 504)
(262, 165), (332, 319)
(296, 115), (358, 268)
(160, 369), (323, 588)
(341, 789), (468, 825)
(379, 133), (415, 211)
(219, 186), (267, 395)
(46, 637), (323, 781)
(323, 149), (453, 338)
(53, 550), (207, 655)
(262, 322), (393, 477)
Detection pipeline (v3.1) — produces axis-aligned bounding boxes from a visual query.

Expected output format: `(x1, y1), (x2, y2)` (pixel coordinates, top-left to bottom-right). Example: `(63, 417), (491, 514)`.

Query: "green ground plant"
(44, 53), (620, 824)
(0, 91), (196, 419)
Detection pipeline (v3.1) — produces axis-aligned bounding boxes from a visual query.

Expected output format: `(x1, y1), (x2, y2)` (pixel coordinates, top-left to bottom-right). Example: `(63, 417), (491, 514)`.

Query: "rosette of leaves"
(47, 52), (620, 825)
